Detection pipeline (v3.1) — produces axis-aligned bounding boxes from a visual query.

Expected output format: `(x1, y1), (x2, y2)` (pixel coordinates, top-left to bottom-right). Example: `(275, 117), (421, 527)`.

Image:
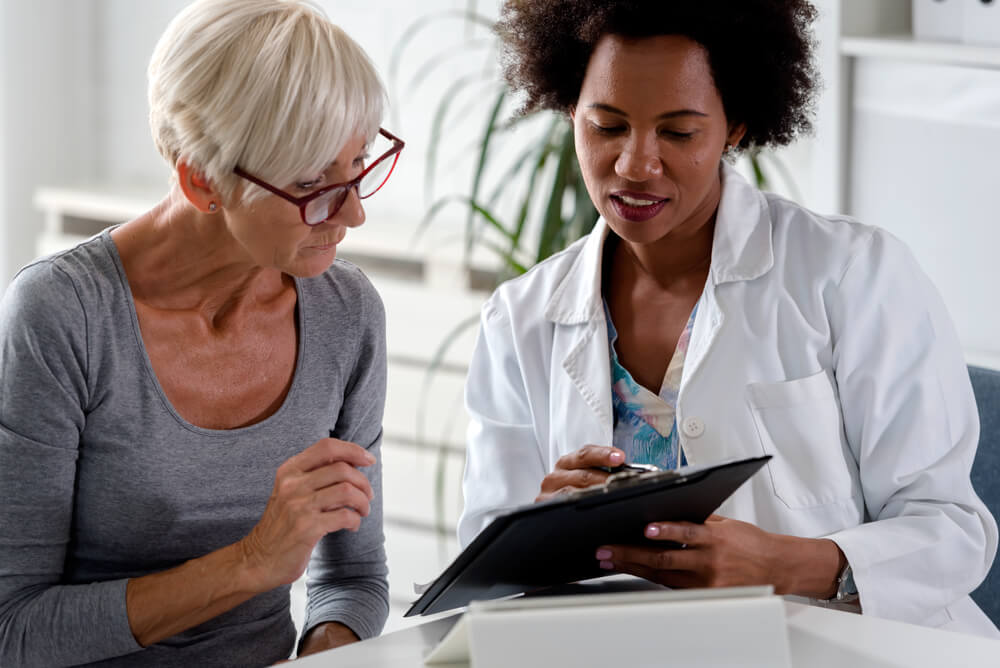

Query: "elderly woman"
(0, 1), (404, 665)
(458, 0), (998, 636)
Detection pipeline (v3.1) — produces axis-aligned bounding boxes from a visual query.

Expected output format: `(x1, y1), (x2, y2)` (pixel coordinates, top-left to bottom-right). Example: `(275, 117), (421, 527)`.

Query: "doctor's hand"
(595, 514), (845, 599)
(535, 445), (627, 502)
(239, 438), (376, 592)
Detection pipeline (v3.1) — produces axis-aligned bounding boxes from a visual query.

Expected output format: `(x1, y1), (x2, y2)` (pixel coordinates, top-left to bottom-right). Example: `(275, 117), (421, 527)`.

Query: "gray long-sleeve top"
(0, 231), (389, 667)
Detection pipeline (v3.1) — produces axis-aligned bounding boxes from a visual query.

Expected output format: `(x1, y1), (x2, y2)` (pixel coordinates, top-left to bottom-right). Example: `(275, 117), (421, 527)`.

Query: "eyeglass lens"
(302, 137), (399, 225)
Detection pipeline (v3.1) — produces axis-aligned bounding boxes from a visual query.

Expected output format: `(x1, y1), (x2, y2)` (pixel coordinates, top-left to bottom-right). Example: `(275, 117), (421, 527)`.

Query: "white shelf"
(34, 185), (162, 224)
(32, 184), (502, 291)
(841, 35), (1000, 69)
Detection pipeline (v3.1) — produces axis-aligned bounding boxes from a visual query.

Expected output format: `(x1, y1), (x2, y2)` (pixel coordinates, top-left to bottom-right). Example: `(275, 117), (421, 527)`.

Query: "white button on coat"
(681, 416), (705, 438)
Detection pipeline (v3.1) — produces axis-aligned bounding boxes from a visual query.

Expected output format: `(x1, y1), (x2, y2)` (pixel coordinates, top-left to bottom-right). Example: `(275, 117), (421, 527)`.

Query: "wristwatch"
(831, 563), (859, 603)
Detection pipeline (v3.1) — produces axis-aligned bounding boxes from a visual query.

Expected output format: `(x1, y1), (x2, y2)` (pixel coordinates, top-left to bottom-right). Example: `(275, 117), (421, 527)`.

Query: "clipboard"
(405, 454), (771, 617)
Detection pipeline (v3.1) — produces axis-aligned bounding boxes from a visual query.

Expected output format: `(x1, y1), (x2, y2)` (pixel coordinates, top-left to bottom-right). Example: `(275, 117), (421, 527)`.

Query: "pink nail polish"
(609, 451), (624, 463)
(645, 525), (660, 537)
(599, 560), (614, 570)
(595, 549), (612, 560)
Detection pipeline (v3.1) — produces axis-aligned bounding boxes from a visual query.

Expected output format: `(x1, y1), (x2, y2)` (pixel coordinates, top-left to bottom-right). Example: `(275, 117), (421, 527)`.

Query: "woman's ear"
(726, 122), (747, 150)
(176, 162), (221, 213)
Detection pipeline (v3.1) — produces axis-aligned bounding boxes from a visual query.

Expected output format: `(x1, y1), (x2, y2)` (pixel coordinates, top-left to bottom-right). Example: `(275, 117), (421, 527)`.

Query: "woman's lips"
(307, 227), (347, 250)
(610, 191), (669, 222)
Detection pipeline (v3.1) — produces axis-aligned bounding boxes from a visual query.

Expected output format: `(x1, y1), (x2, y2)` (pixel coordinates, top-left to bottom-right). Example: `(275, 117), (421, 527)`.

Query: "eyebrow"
(330, 145), (371, 167)
(587, 103), (708, 120)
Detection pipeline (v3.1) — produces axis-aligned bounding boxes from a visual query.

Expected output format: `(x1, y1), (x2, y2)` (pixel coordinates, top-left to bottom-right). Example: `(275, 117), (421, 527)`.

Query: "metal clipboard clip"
(562, 463), (682, 500)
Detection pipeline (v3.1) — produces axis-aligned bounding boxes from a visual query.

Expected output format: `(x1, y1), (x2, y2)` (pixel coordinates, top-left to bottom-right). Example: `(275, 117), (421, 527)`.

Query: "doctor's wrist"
(772, 535), (846, 599)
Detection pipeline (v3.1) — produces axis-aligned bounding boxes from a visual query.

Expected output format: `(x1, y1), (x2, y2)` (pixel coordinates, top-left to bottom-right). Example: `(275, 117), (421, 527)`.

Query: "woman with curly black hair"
(458, 0), (998, 635)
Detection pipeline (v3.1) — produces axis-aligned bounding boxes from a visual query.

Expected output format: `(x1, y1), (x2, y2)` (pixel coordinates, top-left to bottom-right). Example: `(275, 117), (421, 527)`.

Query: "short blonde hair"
(148, 0), (385, 204)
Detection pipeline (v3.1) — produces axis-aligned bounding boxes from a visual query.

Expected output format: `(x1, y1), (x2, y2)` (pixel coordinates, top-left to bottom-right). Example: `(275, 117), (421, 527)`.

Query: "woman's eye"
(295, 179), (322, 190)
(661, 130), (695, 140)
(591, 123), (625, 135)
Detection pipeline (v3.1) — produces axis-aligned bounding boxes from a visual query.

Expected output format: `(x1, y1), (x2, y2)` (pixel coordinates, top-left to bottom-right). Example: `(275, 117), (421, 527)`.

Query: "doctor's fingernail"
(609, 451), (624, 463)
(645, 525), (660, 537)
(595, 549), (612, 560)
(599, 560), (614, 570)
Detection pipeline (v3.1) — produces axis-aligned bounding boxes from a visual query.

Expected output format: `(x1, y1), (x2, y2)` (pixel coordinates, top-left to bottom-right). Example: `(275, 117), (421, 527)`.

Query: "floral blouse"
(605, 300), (700, 470)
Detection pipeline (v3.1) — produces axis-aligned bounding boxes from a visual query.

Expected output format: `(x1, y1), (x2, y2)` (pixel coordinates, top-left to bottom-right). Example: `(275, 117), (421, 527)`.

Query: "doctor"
(458, 0), (998, 636)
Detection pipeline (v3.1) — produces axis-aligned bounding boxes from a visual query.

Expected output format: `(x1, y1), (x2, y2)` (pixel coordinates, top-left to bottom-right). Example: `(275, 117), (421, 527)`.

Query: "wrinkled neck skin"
(110, 186), (292, 327)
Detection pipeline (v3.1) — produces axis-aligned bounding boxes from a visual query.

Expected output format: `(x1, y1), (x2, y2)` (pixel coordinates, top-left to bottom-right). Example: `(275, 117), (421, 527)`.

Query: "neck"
(614, 214), (715, 291)
(111, 188), (291, 323)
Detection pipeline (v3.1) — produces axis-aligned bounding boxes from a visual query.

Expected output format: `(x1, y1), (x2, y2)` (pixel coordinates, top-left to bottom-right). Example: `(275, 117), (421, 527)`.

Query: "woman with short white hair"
(0, 0), (404, 665)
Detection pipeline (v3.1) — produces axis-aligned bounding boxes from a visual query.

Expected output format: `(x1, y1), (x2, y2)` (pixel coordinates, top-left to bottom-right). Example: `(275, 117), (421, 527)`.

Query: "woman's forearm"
(125, 540), (261, 647)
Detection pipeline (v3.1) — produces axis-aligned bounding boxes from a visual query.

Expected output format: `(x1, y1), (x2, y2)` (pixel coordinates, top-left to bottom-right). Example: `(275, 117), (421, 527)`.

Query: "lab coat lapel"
(546, 223), (614, 445)
(682, 165), (775, 388)
(558, 320), (613, 436)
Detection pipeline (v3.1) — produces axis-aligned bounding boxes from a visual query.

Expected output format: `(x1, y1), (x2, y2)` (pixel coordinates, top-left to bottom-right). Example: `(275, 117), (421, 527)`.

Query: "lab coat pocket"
(746, 369), (858, 509)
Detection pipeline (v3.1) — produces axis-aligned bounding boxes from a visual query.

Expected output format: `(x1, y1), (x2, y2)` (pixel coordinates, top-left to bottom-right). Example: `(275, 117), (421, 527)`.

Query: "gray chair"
(969, 365), (1000, 626)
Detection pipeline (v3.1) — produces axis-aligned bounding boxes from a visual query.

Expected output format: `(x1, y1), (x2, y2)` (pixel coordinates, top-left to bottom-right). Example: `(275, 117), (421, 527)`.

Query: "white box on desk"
(962, 0), (1000, 46)
(913, 0), (964, 42)
(426, 586), (791, 668)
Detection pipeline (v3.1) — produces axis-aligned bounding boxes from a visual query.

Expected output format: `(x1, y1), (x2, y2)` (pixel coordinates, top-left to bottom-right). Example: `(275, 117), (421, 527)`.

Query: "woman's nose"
(614, 135), (663, 182)
(338, 187), (366, 228)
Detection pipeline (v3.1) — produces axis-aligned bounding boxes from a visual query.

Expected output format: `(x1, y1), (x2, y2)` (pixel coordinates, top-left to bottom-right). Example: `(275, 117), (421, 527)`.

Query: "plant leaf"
(425, 75), (498, 206)
(388, 9), (495, 90)
(749, 150), (768, 190)
(507, 115), (563, 245)
(405, 38), (494, 93)
(480, 238), (529, 276)
(536, 124), (575, 263)
(758, 150), (804, 203)
(465, 89), (508, 258)
(415, 195), (514, 244)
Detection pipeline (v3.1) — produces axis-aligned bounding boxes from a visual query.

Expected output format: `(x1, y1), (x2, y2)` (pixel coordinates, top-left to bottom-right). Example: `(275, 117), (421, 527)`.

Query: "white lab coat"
(458, 163), (999, 637)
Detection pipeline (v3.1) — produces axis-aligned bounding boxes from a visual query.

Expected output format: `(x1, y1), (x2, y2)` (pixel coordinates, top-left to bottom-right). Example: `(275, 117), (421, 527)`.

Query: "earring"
(209, 202), (217, 211)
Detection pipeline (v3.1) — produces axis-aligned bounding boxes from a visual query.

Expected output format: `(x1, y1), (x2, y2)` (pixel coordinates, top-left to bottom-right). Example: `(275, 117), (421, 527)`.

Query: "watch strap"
(832, 563), (859, 603)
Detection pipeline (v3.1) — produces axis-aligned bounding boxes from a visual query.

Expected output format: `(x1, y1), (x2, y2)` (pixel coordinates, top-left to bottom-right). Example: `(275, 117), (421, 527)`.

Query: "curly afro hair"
(496, 0), (819, 150)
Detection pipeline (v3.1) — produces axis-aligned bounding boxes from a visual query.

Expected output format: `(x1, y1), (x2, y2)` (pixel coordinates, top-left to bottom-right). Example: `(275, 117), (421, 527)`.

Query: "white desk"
(292, 601), (1000, 668)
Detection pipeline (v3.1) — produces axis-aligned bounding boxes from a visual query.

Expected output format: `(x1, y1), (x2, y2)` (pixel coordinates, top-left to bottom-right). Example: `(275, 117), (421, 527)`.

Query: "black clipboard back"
(405, 455), (770, 616)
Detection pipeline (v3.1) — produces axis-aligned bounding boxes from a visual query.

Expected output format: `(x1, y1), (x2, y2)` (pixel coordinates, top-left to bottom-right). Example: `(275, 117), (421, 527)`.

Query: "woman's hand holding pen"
(535, 445), (628, 502)
(595, 514), (846, 599)
(239, 438), (376, 590)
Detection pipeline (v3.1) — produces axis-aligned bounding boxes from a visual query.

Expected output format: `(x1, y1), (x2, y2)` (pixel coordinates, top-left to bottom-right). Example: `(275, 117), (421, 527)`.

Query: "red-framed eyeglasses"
(234, 127), (404, 226)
